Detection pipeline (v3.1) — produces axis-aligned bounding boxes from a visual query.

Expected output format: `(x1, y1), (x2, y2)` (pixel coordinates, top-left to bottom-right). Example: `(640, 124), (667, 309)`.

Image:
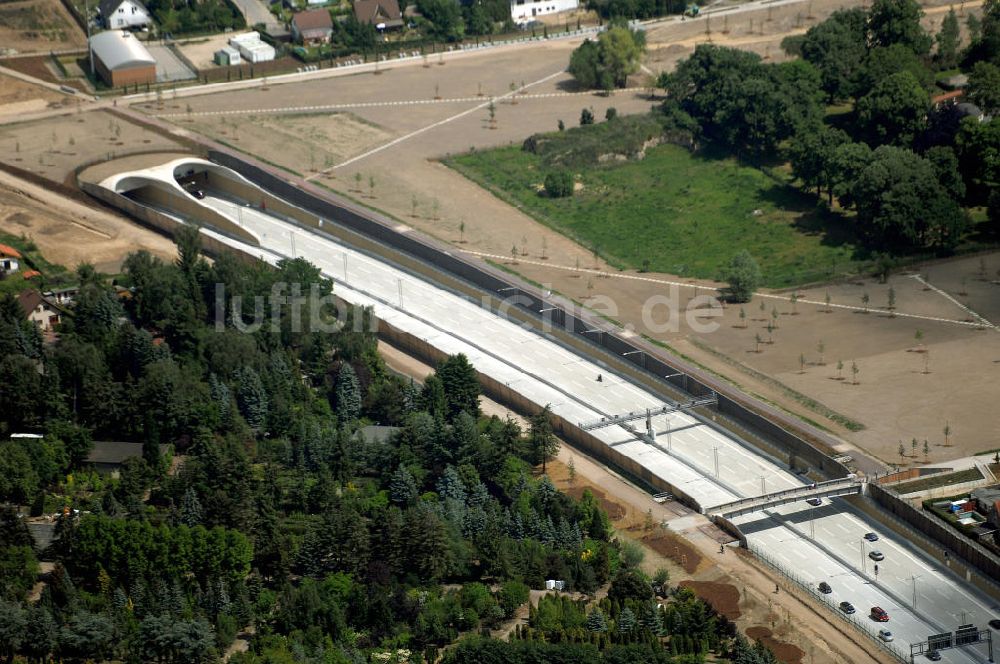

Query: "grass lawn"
(446, 142), (868, 288)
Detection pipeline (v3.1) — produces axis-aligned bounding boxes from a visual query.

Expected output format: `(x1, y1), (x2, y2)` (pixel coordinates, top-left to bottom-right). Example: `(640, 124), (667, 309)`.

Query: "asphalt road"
(101, 163), (1000, 664)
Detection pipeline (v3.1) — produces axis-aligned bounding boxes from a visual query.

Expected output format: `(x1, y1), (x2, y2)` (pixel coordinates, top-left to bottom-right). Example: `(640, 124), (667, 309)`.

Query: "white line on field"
(460, 249), (995, 330)
(307, 69), (567, 177)
(908, 273), (995, 328)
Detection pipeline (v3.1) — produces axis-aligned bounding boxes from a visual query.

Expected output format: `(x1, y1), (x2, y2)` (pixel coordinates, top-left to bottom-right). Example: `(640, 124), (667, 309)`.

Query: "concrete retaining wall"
(206, 149), (851, 482)
(868, 482), (1000, 588)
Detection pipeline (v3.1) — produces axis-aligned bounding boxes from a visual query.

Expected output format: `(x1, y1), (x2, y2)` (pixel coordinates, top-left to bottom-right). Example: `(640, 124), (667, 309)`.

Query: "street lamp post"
(713, 446), (719, 478)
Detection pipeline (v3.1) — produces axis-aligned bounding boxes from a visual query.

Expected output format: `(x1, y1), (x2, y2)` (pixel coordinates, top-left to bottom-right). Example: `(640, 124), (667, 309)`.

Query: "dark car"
(989, 618), (1000, 630)
(869, 550), (885, 561)
(864, 532), (879, 542)
(806, 497), (823, 506)
(839, 601), (856, 614)
(192, 189), (205, 200)
(870, 606), (889, 622)
(818, 582), (832, 594)
(926, 651), (941, 661)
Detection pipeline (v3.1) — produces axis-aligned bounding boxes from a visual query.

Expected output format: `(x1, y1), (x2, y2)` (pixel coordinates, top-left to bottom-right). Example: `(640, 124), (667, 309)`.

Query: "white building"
(99, 0), (151, 30)
(510, 0), (578, 24)
(228, 32), (276, 63)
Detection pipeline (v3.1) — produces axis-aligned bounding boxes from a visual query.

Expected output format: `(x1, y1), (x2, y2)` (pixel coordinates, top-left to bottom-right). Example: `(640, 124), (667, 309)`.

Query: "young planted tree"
(790, 293), (799, 315)
(754, 333), (763, 353)
(943, 422), (951, 447)
(861, 292), (870, 313)
(799, 353), (806, 373)
(771, 306), (780, 328)
(766, 320), (775, 344)
(568, 456), (576, 485)
(368, 174), (376, 198)
(911, 437), (918, 457)
(817, 339), (826, 365)
(898, 441), (906, 464)
(739, 307), (747, 328)
(836, 359), (844, 380)
(923, 439), (930, 461)
(887, 287), (896, 316)
(851, 360), (859, 384)
(825, 291), (832, 313)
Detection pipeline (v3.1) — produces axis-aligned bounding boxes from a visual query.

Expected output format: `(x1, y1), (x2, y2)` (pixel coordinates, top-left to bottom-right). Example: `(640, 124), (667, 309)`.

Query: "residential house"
(99, 0), (151, 30)
(291, 9), (334, 44)
(44, 287), (79, 306)
(0, 243), (21, 274)
(17, 290), (64, 332)
(972, 486), (1000, 523)
(510, 0), (578, 24)
(86, 441), (170, 474)
(352, 0), (403, 29)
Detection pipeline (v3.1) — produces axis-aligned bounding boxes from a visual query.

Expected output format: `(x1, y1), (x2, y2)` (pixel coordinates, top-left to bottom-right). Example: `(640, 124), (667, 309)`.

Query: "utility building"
(89, 30), (156, 87)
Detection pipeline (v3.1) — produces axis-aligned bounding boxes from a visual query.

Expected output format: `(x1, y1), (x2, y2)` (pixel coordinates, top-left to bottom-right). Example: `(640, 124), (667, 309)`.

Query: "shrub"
(544, 171), (574, 198)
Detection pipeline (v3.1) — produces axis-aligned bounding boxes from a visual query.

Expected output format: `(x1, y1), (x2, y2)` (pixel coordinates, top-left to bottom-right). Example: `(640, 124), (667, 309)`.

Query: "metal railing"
(746, 540), (907, 663)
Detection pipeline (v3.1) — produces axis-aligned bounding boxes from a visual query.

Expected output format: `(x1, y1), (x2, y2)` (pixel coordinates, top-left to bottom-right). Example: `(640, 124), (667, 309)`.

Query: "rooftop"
(89, 30), (156, 70)
(293, 8), (333, 31)
(353, 0), (402, 26)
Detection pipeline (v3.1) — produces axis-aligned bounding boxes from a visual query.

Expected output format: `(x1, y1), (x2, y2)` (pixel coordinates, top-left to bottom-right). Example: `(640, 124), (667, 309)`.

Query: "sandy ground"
(0, 0), (87, 55)
(379, 339), (892, 663)
(177, 34), (241, 70)
(0, 73), (63, 112)
(180, 112), (395, 175)
(0, 109), (187, 184)
(0, 168), (177, 273)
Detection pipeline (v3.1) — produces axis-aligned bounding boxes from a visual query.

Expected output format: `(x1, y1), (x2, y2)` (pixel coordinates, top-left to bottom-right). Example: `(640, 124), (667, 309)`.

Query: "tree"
(799, 8), (868, 100)
(936, 8), (961, 70)
(0, 600), (26, 661)
(586, 607), (608, 632)
(529, 406), (559, 474)
(850, 146), (967, 250)
(617, 606), (637, 633)
(608, 567), (653, 603)
(180, 487), (204, 527)
(544, 171), (574, 198)
(417, 0), (464, 41)
(788, 124), (849, 201)
(836, 359), (844, 379)
(898, 441), (906, 463)
(967, 62), (1000, 116)
(817, 339), (826, 364)
(568, 26), (645, 90)
(868, 0), (932, 55)
(335, 363), (361, 422)
(855, 71), (929, 147)
(235, 365), (267, 434)
(923, 439), (930, 461)
(943, 421), (951, 446)
(887, 287), (896, 314)
(436, 354), (480, 421)
(390, 466), (419, 505)
(580, 107), (595, 125)
(722, 250), (762, 303)
(605, 107), (617, 121)
(851, 360), (860, 384)
(925, 146), (966, 201)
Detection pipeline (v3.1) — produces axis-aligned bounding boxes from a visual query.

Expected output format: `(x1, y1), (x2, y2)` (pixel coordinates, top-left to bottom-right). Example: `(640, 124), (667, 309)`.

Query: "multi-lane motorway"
(111, 163), (999, 662)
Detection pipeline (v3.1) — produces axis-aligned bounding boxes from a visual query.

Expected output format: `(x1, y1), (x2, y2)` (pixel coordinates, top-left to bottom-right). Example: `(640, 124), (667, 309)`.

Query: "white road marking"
(909, 273), (995, 328)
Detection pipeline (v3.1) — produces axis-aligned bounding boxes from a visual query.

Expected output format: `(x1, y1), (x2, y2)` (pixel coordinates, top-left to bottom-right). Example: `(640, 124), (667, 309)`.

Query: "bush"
(580, 108), (595, 125)
(605, 107), (617, 121)
(722, 250), (762, 303)
(544, 171), (574, 198)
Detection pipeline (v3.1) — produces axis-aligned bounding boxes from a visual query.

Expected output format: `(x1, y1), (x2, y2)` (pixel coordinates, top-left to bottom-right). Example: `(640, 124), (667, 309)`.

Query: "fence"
(746, 540), (907, 663)
(868, 483), (1000, 588)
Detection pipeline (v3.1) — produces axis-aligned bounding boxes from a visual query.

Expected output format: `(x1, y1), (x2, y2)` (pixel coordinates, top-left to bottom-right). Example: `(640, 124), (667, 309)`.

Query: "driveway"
(229, 0), (284, 34)
(146, 43), (196, 82)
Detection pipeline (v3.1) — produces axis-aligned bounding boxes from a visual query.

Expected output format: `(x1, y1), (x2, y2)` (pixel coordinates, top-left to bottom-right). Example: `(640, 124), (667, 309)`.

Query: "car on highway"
(989, 618), (1000, 629)
(926, 650), (941, 661)
(839, 601), (856, 614)
(878, 629), (893, 642)
(869, 550), (885, 561)
(864, 532), (879, 542)
(806, 497), (823, 506)
(818, 582), (832, 594)
(192, 189), (205, 200)
(870, 606), (889, 622)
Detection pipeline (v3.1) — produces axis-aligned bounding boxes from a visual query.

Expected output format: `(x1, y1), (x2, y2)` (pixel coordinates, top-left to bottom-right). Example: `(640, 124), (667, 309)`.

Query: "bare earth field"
(0, 168), (177, 273)
(0, 0), (87, 54)
(0, 109), (187, 184)
(120, 0), (1000, 470)
(177, 34), (235, 70)
(0, 73), (64, 115)
(180, 112), (395, 176)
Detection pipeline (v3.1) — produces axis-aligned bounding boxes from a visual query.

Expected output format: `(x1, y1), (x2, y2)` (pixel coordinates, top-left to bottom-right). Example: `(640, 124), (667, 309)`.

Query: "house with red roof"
(0, 243), (22, 274)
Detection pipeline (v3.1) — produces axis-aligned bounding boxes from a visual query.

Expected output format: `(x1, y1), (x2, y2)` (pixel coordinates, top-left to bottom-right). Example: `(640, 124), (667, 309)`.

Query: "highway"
(117, 168), (999, 663)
